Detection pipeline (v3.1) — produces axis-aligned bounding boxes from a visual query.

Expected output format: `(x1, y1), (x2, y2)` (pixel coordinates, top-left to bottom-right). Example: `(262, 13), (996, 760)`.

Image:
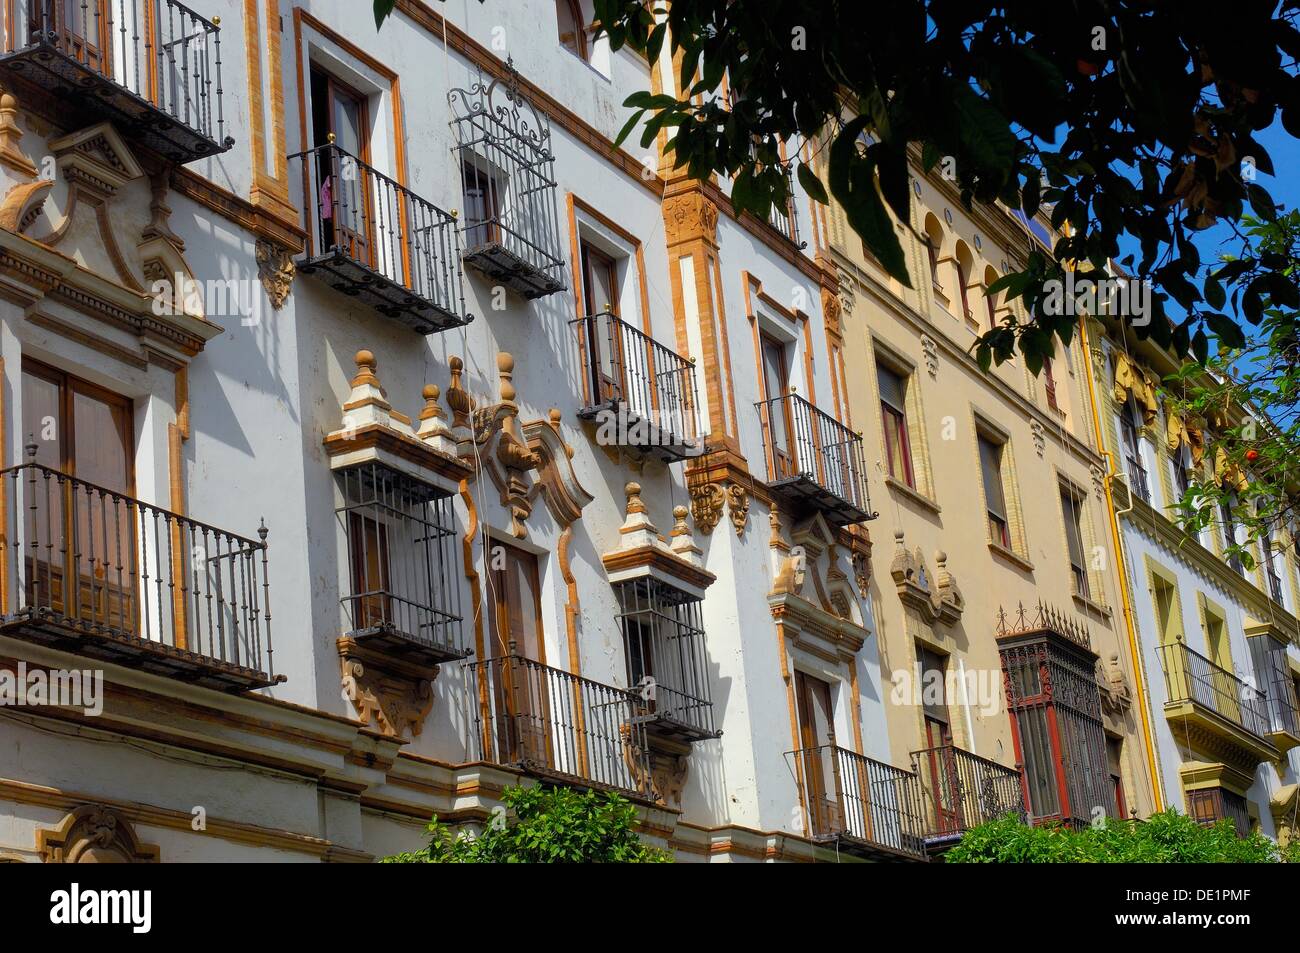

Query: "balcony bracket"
(338, 635), (442, 739)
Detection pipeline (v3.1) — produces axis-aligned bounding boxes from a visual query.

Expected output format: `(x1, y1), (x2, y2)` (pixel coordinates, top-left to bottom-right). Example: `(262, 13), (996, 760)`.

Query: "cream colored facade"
(823, 163), (1161, 832)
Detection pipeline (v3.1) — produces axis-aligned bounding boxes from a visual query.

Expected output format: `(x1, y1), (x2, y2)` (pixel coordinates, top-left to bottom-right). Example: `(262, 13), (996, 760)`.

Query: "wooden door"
(311, 68), (373, 265)
(795, 671), (840, 836)
(580, 241), (624, 404)
(760, 333), (794, 479)
(488, 545), (551, 766)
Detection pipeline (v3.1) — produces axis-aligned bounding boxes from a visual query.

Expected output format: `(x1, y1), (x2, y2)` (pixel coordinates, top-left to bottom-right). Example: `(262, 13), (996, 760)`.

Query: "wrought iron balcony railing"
(336, 462), (465, 666)
(790, 744), (927, 860)
(1158, 640), (1273, 743)
(910, 743), (1025, 843)
(572, 311), (701, 462)
(755, 392), (872, 526)
(466, 652), (652, 799)
(0, 460), (277, 691)
(290, 142), (470, 334)
(0, 0), (233, 162)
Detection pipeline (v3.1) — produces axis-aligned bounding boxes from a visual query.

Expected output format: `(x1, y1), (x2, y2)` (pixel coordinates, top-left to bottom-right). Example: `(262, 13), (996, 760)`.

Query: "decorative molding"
(663, 190), (719, 247)
(37, 805), (160, 863)
(1030, 419), (1046, 458)
(920, 333), (939, 378)
(727, 483), (749, 537)
(690, 482), (726, 536)
(338, 636), (438, 739)
(889, 530), (964, 626)
(1096, 651), (1133, 717)
(255, 238), (295, 310)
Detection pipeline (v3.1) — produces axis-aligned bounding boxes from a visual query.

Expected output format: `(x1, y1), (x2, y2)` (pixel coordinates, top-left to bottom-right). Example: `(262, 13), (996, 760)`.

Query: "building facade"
(0, 0), (902, 863)
(1083, 321), (1300, 843)
(822, 157), (1161, 845)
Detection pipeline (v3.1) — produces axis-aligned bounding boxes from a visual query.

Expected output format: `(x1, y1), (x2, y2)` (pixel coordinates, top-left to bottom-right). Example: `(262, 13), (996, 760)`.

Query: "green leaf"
(613, 109), (645, 150)
(829, 121), (911, 287)
(951, 84), (1016, 173)
(797, 161), (829, 204)
(373, 0), (396, 30)
(1204, 312), (1247, 348)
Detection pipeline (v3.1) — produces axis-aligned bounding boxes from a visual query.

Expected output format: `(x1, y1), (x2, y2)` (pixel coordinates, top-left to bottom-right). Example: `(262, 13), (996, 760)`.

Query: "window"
(1043, 357), (1059, 412)
(556, 0), (588, 60)
(1061, 486), (1090, 599)
(462, 159), (503, 252)
(917, 646), (964, 835)
(878, 362), (916, 488)
(485, 543), (547, 765)
(336, 463), (463, 657)
(310, 67), (373, 264)
(1187, 787), (1250, 838)
(1172, 444), (1192, 502)
(760, 333), (793, 479)
(22, 359), (133, 489)
(925, 237), (940, 287)
(1119, 399), (1149, 502)
(579, 240), (623, 403)
(21, 359), (135, 634)
(979, 434), (1010, 548)
(487, 543), (543, 661)
(956, 256), (972, 320)
(614, 578), (714, 738)
(999, 633), (1114, 825)
(984, 266), (1000, 330)
(1248, 632), (1299, 737)
(1221, 495), (1243, 572)
(1107, 737), (1127, 820)
(794, 671), (840, 836)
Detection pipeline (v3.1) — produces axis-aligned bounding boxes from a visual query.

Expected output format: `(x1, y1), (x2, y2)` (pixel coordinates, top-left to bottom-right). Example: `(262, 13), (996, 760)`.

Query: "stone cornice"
(601, 544), (717, 594)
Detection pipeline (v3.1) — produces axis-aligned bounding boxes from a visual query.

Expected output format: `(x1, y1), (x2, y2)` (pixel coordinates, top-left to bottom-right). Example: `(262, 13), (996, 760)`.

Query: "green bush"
(382, 784), (673, 864)
(946, 810), (1290, 863)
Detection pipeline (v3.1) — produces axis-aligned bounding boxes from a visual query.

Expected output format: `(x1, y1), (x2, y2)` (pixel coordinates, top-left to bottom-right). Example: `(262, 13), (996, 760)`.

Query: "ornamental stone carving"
(1096, 652), (1133, 717)
(338, 639), (437, 738)
(727, 483), (749, 536)
(37, 805), (159, 863)
(690, 482), (725, 536)
(663, 190), (719, 246)
(256, 238), (295, 309)
(890, 530), (964, 625)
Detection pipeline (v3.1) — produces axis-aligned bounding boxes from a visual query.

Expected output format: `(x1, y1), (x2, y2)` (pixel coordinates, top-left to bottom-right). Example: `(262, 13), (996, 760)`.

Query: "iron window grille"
(335, 462), (464, 663)
(0, 0), (233, 162)
(615, 577), (718, 743)
(996, 603), (1115, 828)
(1247, 632), (1300, 738)
(448, 58), (566, 298)
(1187, 787), (1251, 838)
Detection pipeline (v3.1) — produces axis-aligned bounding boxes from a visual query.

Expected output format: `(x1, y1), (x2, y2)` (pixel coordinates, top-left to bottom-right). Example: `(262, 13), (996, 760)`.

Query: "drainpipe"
(1077, 314), (1165, 811)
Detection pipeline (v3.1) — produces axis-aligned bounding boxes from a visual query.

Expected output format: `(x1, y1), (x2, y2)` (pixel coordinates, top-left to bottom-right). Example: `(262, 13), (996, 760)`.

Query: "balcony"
(1157, 640), (1279, 763)
(0, 0), (233, 163)
(910, 743), (1025, 848)
(335, 462), (465, 667)
(615, 577), (717, 744)
(448, 63), (566, 299)
(790, 745), (927, 860)
(0, 460), (277, 692)
(755, 393), (872, 526)
(290, 142), (470, 334)
(466, 652), (653, 799)
(572, 311), (701, 463)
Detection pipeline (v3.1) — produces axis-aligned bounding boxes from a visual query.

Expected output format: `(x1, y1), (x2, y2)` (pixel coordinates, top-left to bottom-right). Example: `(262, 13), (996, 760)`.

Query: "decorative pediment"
(601, 483), (715, 598)
(323, 351), (472, 492)
(37, 805), (159, 863)
(50, 123), (145, 189)
(446, 352), (592, 537)
(889, 530), (964, 625)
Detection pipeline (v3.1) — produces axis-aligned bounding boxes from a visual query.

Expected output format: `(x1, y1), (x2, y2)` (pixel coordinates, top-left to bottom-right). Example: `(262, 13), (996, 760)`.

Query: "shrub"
(382, 784), (673, 864)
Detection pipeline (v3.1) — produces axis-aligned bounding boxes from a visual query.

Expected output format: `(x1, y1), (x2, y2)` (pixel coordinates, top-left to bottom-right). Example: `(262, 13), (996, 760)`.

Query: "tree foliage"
(584, 0), (1300, 371)
(1162, 211), (1300, 550)
(947, 810), (1298, 863)
(381, 785), (673, 863)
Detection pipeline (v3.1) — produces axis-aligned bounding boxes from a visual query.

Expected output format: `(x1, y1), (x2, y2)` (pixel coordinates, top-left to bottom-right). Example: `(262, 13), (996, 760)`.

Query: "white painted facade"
(0, 0), (889, 862)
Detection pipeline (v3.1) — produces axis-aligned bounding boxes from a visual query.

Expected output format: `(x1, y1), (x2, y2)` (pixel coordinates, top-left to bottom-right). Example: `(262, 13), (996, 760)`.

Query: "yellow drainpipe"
(1077, 312), (1165, 811)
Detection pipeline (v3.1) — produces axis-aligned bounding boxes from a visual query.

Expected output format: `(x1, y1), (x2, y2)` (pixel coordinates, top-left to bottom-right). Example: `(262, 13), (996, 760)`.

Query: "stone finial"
(498, 352), (517, 404)
(445, 356), (473, 434)
(0, 87), (37, 178)
(417, 384), (458, 456)
(670, 503), (704, 567)
(335, 349), (413, 438)
(617, 481), (660, 550)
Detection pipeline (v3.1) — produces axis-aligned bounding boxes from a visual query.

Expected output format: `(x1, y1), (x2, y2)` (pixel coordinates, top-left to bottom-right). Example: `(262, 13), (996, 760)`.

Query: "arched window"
(983, 265), (1000, 330)
(557, 0), (588, 61)
(922, 214), (943, 288)
(954, 242), (975, 321)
